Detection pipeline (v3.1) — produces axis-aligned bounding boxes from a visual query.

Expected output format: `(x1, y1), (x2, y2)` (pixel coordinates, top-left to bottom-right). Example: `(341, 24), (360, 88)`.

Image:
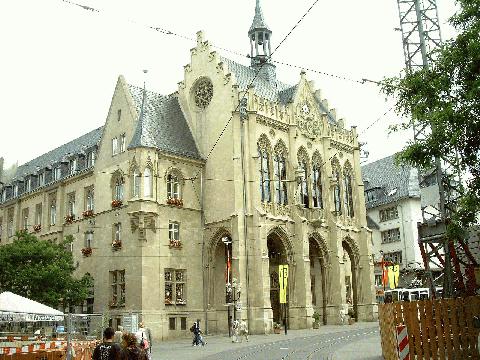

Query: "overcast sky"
(0, 0), (458, 169)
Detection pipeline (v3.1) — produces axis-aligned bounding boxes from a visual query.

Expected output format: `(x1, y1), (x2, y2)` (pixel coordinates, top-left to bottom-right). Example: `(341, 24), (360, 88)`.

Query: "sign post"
(278, 265), (288, 335)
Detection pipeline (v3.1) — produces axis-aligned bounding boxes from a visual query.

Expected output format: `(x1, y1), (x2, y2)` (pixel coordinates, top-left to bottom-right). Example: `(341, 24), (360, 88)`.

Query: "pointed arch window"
(344, 171), (354, 217)
(312, 164), (323, 209)
(273, 154), (287, 205)
(300, 161), (309, 208)
(258, 147), (271, 202)
(332, 164), (342, 214)
(132, 170), (140, 198)
(144, 168), (152, 198)
(167, 174), (180, 199)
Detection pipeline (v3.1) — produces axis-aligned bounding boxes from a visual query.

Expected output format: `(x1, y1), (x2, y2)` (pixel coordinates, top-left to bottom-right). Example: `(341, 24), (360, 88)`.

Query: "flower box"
(167, 198), (183, 207)
(65, 214), (75, 224)
(169, 240), (182, 249)
(111, 199), (123, 208)
(33, 224), (41, 232)
(82, 209), (94, 218)
(81, 247), (92, 257)
(112, 240), (122, 250)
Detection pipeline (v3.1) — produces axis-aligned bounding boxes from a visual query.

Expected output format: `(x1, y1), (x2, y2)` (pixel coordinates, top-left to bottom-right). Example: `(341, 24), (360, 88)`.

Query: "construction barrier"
(379, 296), (480, 359)
(0, 340), (95, 360)
(396, 324), (410, 360)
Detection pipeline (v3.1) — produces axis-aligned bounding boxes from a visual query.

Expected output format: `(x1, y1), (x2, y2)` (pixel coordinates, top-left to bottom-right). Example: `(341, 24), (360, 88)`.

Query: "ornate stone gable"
(291, 74), (323, 138)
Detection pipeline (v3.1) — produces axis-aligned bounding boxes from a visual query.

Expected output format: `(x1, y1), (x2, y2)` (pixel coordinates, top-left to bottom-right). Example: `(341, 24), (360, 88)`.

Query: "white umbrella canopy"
(0, 292), (64, 322)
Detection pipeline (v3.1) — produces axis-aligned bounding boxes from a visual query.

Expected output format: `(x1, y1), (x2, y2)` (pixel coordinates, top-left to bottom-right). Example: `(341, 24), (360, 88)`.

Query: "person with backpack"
(119, 333), (147, 360)
(191, 319), (205, 346)
(135, 322), (152, 359)
(92, 327), (122, 360)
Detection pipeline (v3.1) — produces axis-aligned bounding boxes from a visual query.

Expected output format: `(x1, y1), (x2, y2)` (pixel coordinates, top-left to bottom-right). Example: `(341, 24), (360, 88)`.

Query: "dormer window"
(365, 189), (378, 203)
(69, 158), (77, 175)
(13, 184), (18, 197)
(87, 150), (96, 167)
(53, 167), (61, 181)
(1, 189), (6, 202)
(38, 172), (45, 186)
(26, 178), (32, 192)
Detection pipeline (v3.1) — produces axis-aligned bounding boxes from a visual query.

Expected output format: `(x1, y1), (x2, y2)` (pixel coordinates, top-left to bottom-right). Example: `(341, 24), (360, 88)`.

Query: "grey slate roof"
(221, 57), (337, 124)
(249, 0), (271, 33)
(127, 84), (201, 160)
(13, 127), (103, 181)
(361, 153), (420, 209)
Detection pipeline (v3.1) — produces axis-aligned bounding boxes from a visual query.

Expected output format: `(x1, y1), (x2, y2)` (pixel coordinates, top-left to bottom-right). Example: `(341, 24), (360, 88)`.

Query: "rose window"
(194, 78), (213, 109)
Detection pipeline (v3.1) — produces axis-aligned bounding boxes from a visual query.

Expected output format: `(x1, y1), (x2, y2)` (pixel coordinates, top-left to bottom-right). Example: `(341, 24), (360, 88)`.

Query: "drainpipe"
(201, 166), (208, 334)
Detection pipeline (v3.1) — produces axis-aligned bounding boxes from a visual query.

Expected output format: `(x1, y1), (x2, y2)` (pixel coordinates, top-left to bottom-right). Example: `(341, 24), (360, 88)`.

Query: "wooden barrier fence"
(379, 296), (480, 359)
(0, 341), (95, 360)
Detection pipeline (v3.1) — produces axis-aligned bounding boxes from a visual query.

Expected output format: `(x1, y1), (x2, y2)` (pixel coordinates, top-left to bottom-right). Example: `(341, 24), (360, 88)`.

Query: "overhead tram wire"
(60, 0), (400, 91)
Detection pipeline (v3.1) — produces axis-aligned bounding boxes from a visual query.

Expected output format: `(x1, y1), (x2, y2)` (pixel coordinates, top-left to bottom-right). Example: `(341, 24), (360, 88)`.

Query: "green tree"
(383, 0), (480, 234)
(0, 231), (92, 309)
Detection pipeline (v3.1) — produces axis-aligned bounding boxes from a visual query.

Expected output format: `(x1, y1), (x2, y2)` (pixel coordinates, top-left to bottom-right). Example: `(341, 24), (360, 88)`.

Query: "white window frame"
(144, 168), (152, 198)
(67, 193), (75, 216)
(112, 137), (119, 156)
(38, 173), (45, 186)
(167, 174), (180, 199)
(114, 223), (121, 242)
(85, 231), (93, 248)
(169, 222), (180, 241)
(26, 178), (31, 192)
(35, 204), (42, 226)
(86, 188), (94, 211)
(50, 203), (57, 226)
(13, 185), (18, 197)
(132, 171), (140, 198)
(120, 134), (126, 153)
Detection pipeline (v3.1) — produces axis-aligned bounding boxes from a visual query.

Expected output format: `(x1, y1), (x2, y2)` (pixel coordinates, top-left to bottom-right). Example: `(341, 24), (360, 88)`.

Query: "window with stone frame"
(35, 203), (42, 227)
(273, 153), (288, 205)
(299, 160), (309, 208)
(22, 208), (29, 231)
(120, 133), (126, 153)
(381, 228), (401, 243)
(83, 273), (94, 314)
(379, 206), (399, 222)
(112, 137), (119, 156)
(168, 222), (180, 246)
(144, 167), (152, 198)
(332, 160), (342, 214)
(85, 187), (94, 211)
(312, 163), (323, 209)
(110, 270), (125, 306)
(164, 269), (186, 305)
(49, 193), (57, 226)
(26, 178), (32, 192)
(343, 167), (354, 217)
(384, 251), (402, 265)
(13, 184), (18, 197)
(375, 274), (383, 287)
(258, 146), (271, 202)
(132, 170), (140, 198)
(53, 167), (61, 181)
(167, 173), (180, 199)
(67, 192), (76, 217)
(7, 208), (14, 237)
(113, 223), (121, 242)
(113, 174), (124, 201)
(85, 231), (93, 248)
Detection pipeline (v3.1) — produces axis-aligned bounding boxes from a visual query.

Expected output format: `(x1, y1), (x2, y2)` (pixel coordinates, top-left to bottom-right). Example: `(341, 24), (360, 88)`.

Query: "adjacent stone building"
(0, 0), (375, 340)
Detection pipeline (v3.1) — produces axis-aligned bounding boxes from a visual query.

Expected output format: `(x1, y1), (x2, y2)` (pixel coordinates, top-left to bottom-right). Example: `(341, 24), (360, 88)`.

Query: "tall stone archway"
(308, 235), (329, 325)
(342, 237), (360, 321)
(206, 228), (232, 333)
(266, 228), (291, 325)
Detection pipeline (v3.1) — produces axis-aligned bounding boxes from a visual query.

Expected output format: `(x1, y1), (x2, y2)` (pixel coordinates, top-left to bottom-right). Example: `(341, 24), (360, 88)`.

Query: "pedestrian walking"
(92, 327), (122, 360)
(119, 333), (148, 360)
(135, 322), (152, 360)
(190, 319), (205, 346)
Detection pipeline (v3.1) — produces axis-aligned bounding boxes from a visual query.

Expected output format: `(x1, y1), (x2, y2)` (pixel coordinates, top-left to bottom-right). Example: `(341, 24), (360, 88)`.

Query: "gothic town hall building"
(0, 1), (376, 340)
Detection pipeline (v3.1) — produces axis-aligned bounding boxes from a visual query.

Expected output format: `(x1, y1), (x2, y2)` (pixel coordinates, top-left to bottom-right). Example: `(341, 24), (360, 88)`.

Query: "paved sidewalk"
(151, 322), (382, 360)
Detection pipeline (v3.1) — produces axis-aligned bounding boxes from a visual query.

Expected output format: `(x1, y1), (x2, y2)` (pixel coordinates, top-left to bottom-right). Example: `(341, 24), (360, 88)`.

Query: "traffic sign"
(278, 265), (288, 304)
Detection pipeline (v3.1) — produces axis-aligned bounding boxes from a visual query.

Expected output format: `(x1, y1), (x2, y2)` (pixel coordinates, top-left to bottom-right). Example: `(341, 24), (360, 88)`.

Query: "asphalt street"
(151, 322), (383, 360)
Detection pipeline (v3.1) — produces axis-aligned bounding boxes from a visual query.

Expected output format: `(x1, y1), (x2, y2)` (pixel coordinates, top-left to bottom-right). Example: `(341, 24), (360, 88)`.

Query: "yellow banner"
(279, 265), (288, 304)
(387, 265), (400, 289)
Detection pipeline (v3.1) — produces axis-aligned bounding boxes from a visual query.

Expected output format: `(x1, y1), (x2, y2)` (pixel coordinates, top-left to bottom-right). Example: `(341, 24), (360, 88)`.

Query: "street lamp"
(222, 236), (232, 337)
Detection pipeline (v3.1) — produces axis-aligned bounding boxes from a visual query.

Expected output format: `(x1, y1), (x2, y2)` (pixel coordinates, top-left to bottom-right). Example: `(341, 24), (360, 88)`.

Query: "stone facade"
(0, 1), (376, 341)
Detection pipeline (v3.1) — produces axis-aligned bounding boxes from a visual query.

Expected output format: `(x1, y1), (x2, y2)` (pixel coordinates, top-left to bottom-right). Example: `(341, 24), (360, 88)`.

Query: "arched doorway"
(208, 232), (232, 333)
(309, 239), (328, 325)
(267, 232), (288, 324)
(342, 239), (359, 321)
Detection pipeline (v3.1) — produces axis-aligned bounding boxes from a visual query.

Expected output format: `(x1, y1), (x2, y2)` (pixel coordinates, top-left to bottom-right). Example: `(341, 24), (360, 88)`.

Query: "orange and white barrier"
(396, 324), (410, 360)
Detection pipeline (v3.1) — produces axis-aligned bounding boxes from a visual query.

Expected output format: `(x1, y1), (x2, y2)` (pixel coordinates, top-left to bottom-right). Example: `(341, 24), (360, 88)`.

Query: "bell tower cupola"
(248, 0), (272, 66)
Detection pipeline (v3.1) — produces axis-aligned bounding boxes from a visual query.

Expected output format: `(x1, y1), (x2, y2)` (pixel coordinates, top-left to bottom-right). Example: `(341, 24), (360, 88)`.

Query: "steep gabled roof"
(127, 84), (201, 160)
(12, 127), (103, 181)
(361, 154), (420, 209)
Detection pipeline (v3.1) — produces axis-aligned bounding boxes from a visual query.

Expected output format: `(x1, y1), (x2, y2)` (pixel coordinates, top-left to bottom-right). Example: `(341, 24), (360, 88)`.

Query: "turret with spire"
(248, 0), (276, 81)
